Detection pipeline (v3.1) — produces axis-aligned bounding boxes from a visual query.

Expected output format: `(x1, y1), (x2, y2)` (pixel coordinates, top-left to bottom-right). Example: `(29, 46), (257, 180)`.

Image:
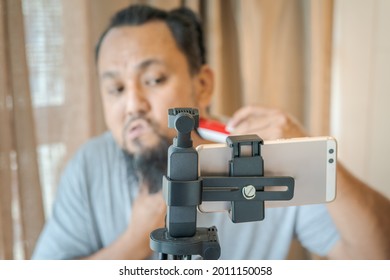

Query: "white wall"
(331, 0), (390, 198)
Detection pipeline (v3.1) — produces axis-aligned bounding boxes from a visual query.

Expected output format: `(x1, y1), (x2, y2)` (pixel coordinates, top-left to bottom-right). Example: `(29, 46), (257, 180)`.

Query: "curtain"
(206, 0), (308, 120)
(0, 0), (44, 259)
(0, 0), (333, 259)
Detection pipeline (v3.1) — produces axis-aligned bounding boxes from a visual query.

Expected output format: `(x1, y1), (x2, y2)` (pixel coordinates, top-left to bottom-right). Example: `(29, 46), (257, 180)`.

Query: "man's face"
(97, 21), (210, 154)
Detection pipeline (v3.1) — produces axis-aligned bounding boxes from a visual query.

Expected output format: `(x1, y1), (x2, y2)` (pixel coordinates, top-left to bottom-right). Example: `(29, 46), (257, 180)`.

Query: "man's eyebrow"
(136, 59), (164, 71)
(100, 59), (164, 79)
(101, 71), (119, 80)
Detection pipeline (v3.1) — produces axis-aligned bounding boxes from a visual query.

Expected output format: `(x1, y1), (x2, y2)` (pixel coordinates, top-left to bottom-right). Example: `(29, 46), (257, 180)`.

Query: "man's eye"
(145, 76), (167, 86)
(108, 85), (125, 95)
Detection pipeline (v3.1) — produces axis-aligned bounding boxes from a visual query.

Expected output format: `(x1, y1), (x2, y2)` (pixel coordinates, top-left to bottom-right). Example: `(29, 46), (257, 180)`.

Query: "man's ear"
(193, 65), (214, 112)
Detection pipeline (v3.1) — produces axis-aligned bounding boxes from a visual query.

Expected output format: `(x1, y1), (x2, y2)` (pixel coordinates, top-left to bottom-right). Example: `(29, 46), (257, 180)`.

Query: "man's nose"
(125, 86), (151, 116)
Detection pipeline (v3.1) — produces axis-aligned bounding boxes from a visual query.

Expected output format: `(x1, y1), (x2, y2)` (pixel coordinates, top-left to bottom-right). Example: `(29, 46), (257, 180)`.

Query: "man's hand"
(126, 187), (166, 259)
(227, 105), (307, 140)
(83, 185), (166, 260)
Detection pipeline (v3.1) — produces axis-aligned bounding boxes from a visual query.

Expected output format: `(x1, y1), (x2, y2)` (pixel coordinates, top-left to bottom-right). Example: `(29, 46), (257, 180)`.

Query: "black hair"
(95, 4), (206, 75)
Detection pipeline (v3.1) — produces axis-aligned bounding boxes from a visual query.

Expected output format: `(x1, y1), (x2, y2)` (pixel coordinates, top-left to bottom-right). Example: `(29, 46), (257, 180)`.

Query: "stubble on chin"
(121, 115), (172, 193)
(123, 135), (171, 194)
(121, 115), (165, 154)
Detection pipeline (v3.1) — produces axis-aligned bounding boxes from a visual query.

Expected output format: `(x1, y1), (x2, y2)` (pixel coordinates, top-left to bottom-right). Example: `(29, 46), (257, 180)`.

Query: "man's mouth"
(126, 118), (151, 141)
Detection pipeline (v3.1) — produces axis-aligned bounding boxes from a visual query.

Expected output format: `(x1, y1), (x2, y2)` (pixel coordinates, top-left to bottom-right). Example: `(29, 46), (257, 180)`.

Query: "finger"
(226, 106), (257, 130)
(151, 193), (166, 207)
(231, 111), (280, 135)
(232, 126), (271, 140)
(231, 112), (290, 140)
(227, 106), (272, 131)
(232, 117), (272, 133)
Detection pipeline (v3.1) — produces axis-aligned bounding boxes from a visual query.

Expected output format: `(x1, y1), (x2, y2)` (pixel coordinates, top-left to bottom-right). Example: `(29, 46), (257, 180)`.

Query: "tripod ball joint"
(174, 112), (195, 134)
(168, 108), (199, 131)
(168, 108), (199, 148)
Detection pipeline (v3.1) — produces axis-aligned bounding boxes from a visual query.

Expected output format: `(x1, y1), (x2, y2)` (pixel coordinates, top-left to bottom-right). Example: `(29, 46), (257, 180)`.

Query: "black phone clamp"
(149, 108), (295, 260)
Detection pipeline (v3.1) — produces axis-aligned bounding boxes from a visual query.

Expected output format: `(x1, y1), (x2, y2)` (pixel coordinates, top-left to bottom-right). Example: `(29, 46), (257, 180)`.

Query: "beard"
(122, 115), (171, 194)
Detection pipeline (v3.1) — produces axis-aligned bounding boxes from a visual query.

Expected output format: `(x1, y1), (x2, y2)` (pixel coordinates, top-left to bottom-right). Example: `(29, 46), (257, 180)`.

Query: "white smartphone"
(197, 136), (337, 213)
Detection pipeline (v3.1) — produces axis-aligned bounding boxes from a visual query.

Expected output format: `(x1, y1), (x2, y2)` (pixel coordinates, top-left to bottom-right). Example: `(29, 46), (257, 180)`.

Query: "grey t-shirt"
(32, 132), (339, 259)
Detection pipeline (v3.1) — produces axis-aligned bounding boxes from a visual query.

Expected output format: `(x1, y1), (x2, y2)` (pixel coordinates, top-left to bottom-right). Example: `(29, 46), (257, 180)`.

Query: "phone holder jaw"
(150, 108), (295, 260)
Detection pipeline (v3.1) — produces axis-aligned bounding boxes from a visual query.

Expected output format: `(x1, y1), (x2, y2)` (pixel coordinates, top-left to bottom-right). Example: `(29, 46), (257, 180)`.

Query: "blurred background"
(0, 0), (389, 259)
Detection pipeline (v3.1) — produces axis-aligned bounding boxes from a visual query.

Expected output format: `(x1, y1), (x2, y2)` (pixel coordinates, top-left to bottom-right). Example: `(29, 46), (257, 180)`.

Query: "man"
(32, 4), (390, 259)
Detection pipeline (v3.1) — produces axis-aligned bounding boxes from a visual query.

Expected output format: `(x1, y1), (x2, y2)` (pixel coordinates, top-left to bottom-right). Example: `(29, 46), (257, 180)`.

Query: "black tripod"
(150, 108), (295, 260)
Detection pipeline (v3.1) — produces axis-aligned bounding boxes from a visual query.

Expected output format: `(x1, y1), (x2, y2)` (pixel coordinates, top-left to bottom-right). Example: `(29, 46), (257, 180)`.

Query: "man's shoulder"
(64, 131), (121, 173)
(81, 131), (117, 150)
(76, 131), (120, 159)
(58, 131), (124, 191)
